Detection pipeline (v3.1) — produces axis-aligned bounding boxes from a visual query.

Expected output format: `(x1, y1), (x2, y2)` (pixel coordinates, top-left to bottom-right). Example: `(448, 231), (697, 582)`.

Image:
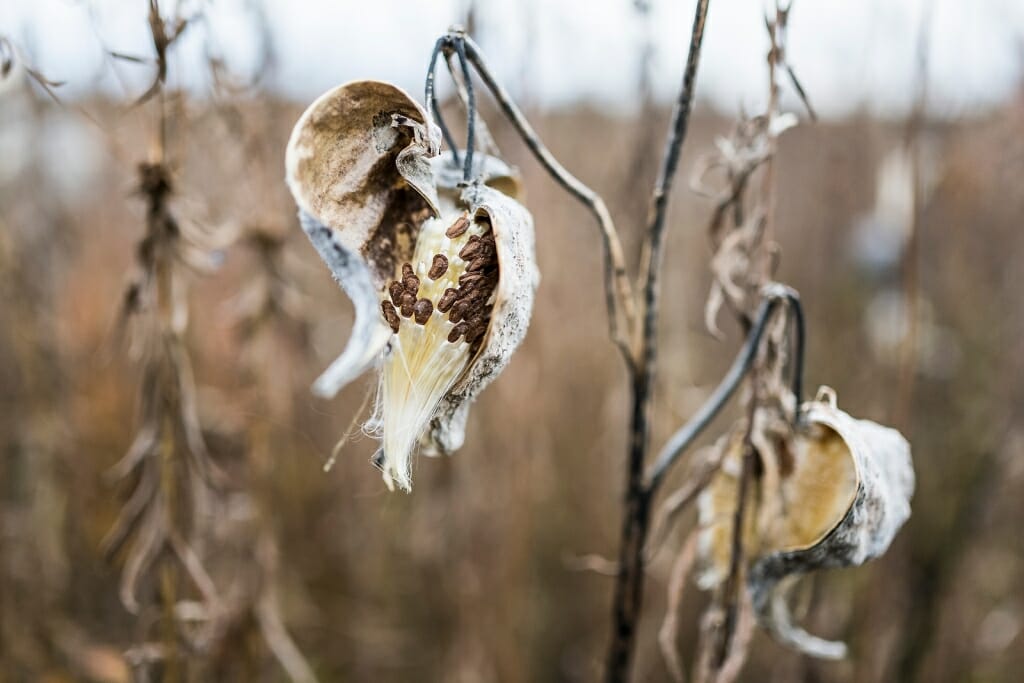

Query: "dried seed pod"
(381, 300), (400, 333)
(286, 79), (537, 491)
(697, 387), (914, 659)
(428, 254), (449, 280)
(422, 182), (538, 465)
(413, 298), (433, 325)
(286, 81), (440, 397)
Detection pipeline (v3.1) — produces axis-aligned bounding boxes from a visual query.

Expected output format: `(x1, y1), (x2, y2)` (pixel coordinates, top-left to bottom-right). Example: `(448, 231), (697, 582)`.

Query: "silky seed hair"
(376, 210), (500, 491)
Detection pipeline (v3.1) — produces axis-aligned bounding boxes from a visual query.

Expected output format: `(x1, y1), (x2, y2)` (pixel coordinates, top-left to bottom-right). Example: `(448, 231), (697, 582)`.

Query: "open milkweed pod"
(286, 80), (538, 492)
(696, 386), (914, 659)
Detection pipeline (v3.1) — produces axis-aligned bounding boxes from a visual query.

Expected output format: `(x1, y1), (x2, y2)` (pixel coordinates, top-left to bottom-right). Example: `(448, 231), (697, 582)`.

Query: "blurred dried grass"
(1, 68), (1023, 681)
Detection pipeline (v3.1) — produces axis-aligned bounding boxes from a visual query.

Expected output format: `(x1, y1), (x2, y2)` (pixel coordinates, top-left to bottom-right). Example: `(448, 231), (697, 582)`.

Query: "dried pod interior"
(698, 420), (859, 588)
(375, 209), (501, 491)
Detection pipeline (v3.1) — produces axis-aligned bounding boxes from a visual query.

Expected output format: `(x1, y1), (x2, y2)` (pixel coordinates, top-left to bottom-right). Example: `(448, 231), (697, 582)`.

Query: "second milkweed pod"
(285, 80), (538, 492)
(697, 386), (914, 659)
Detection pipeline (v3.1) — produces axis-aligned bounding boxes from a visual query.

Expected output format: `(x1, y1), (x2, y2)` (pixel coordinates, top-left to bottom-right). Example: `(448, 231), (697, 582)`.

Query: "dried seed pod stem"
(450, 34), (637, 361)
(648, 287), (802, 490)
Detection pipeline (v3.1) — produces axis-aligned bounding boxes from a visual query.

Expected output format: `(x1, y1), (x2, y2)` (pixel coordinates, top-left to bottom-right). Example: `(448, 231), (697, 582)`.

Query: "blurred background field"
(2, 1), (1024, 681)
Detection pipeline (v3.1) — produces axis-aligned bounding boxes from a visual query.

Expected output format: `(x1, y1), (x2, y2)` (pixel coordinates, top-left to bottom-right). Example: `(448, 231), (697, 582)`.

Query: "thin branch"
(894, 0), (934, 432)
(659, 531), (699, 683)
(646, 295), (776, 491)
(604, 3), (713, 679)
(713, 389), (758, 669)
(459, 34), (637, 365)
(637, 0), (711, 322)
(646, 284), (803, 491)
(424, 37), (462, 164)
(443, 51), (499, 157)
(452, 37), (476, 181)
(783, 64), (817, 121)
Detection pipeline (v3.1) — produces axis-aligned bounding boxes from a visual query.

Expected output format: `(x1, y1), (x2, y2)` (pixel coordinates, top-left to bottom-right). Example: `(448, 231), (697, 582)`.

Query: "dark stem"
(605, 2), (711, 681)
(424, 36), (462, 166)
(460, 34), (637, 363)
(646, 292), (791, 491)
(787, 287), (805, 411)
(637, 0), (710, 296)
(452, 38), (476, 181)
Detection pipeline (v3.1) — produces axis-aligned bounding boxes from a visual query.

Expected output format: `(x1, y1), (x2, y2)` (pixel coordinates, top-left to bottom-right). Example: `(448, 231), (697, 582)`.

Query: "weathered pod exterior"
(749, 387), (914, 658)
(285, 80), (537, 490)
(285, 80), (440, 395)
(697, 387), (914, 658)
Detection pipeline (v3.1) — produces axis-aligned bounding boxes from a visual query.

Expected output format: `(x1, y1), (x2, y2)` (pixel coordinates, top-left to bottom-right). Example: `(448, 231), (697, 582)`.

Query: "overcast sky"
(2, 0), (1023, 118)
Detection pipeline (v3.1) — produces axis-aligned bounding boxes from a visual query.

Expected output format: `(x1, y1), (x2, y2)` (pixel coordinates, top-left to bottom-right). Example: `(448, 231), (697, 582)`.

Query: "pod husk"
(285, 80), (538, 480)
(697, 387), (914, 658)
(285, 80), (531, 400)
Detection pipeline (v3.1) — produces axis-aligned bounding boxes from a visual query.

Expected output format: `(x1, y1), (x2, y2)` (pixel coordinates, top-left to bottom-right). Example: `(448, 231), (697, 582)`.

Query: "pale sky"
(2, 0), (1023, 118)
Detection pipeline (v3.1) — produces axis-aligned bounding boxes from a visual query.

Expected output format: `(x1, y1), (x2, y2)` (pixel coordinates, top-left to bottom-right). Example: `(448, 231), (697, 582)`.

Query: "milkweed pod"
(697, 387), (914, 658)
(285, 80), (537, 491)
(749, 386), (914, 658)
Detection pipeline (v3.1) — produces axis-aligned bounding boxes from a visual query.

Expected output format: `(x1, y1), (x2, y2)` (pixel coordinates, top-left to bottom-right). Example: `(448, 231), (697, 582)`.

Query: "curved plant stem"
(460, 35), (638, 365)
(424, 36), (462, 165)
(452, 38), (476, 181)
(646, 290), (802, 491)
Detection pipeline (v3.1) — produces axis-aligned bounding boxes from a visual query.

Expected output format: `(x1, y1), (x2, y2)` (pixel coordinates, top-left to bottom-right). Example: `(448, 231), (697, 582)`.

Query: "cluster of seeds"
(380, 214), (499, 354)
(375, 211), (502, 491)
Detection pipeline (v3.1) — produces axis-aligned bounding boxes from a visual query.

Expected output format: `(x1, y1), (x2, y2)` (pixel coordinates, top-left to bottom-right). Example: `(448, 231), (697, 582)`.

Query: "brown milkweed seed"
(381, 300), (400, 333)
(402, 263), (415, 280)
(403, 274), (420, 294)
(459, 238), (482, 261)
(445, 215), (470, 238)
(400, 292), (415, 317)
(437, 288), (458, 312)
(389, 281), (404, 306)
(449, 300), (468, 323)
(466, 257), (490, 273)
(447, 322), (468, 343)
(458, 272), (484, 288)
(465, 322), (486, 345)
(413, 298), (433, 325)
(428, 254), (448, 280)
